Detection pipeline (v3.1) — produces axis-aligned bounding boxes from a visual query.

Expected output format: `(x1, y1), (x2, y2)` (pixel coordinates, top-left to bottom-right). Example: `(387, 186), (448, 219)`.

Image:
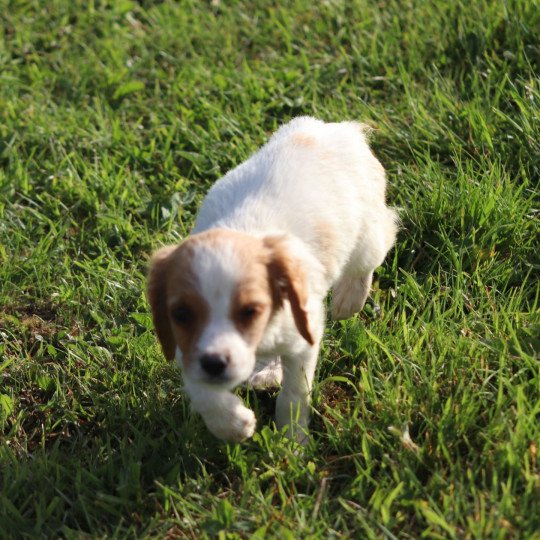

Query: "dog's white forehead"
(191, 239), (252, 362)
(191, 239), (243, 315)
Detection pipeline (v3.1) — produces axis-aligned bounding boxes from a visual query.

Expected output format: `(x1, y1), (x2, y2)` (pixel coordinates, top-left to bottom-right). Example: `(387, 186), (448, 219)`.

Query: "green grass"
(1, 0), (539, 537)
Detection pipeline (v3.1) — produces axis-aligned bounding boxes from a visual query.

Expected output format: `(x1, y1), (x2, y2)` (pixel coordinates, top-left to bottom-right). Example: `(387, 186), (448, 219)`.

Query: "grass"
(0, 0), (539, 537)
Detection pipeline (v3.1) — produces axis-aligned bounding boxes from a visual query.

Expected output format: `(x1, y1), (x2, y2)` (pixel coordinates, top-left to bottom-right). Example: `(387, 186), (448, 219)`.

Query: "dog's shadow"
(78, 367), (280, 482)
(5, 358), (289, 536)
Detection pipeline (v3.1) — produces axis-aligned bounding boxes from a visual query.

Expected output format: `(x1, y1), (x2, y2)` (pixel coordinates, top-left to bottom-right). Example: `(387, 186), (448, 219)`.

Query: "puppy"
(148, 117), (398, 443)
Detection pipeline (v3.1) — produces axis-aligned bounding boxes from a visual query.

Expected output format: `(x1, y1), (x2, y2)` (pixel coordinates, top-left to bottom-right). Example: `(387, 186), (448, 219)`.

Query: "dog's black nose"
(200, 353), (228, 377)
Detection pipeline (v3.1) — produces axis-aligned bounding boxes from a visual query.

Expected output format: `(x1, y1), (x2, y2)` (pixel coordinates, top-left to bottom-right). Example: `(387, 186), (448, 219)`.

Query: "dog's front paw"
(205, 405), (257, 443)
(229, 406), (257, 442)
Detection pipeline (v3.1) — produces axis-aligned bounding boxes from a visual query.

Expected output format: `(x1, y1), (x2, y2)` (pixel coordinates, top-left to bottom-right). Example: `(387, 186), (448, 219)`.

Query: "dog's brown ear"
(264, 236), (314, 346)
(147, 246), (177, 360)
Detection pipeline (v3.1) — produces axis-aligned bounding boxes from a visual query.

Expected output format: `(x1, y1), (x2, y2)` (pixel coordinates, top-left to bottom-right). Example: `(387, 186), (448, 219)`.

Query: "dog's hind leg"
(331, 271), (373, 320)
(331, 206), (398, 321)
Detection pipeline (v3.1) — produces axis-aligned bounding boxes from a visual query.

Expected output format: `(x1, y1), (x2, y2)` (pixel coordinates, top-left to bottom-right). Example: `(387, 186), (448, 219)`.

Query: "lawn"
(1, 0), (539, 537)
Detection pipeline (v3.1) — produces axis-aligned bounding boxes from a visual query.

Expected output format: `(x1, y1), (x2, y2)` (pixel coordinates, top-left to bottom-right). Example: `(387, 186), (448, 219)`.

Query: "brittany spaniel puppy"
(148, 117), (398, 443)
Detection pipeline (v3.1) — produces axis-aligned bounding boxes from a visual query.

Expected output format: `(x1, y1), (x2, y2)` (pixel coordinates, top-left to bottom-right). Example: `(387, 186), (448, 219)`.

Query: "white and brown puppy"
(148, 117), (398, 443)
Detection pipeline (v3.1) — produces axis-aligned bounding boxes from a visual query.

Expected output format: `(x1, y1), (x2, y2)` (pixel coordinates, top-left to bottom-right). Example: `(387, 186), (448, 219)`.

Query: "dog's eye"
(239, 305), (259, 322)
(171, 305), (194, 326)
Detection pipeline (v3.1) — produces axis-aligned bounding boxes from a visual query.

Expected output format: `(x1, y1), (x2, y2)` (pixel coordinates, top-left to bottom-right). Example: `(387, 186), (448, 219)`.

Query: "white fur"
(247, 357), (283, 388)
(177, 117), (398, 443)
(185, 242), (257, 389)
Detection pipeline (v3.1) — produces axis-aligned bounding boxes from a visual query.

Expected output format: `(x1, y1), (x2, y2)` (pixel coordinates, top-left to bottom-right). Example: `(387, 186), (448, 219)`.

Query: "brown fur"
(147, 245), (179, 360)
(231, 282), (273, 347)
(264, 236), (314, 345)
(147, 243), (210, 362)
(311, 220), (338, 279)
(291, 132), (317, 148)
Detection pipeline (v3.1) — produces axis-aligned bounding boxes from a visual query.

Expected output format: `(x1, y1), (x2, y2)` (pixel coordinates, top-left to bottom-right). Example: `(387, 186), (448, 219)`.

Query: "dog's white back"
(195, 117), (396, 286)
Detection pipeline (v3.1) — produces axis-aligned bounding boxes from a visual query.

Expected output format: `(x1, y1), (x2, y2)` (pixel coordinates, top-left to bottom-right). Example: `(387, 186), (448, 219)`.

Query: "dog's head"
(147, 229), (313, 388)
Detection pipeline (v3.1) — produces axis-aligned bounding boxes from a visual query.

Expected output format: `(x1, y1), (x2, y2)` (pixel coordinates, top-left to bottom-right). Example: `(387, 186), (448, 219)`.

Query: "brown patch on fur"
(147, 245), (179, 360)
(231, 282), (273, 347)
(312, 220), (338, 278)
(291, 132), (317, 148)
(148, 242), (211, 362)
(189, 228), (264, 253)
(264, 236), (314, 345)
(167, 295), (210, 369)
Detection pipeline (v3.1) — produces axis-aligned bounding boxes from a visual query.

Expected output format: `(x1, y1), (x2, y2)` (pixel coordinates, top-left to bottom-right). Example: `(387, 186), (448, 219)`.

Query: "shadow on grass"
(1, 365), (208, 536)
(1, 353), (289, 538)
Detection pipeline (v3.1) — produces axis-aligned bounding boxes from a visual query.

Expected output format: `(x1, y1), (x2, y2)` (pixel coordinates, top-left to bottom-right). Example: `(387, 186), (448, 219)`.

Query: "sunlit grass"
(1, 0), (539, 537)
